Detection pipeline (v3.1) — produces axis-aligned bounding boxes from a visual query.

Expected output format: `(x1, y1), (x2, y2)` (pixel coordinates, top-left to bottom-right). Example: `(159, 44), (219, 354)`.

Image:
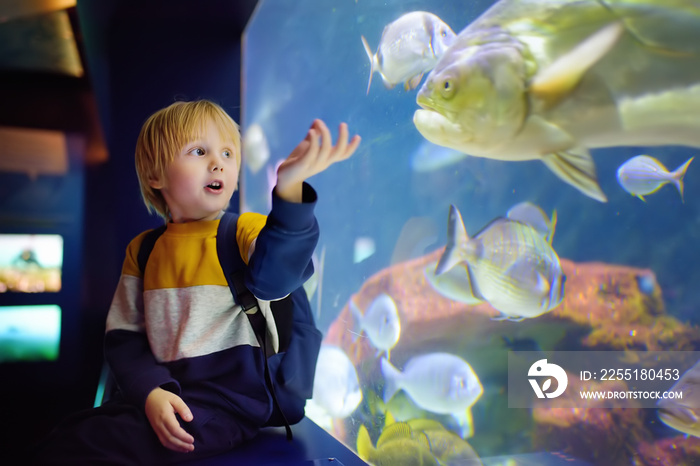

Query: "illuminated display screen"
(0, 234), (63, 293)
(0, 305), (61, 363)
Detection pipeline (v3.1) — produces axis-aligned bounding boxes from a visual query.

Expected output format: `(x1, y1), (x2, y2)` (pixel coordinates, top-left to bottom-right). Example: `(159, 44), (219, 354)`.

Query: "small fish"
(617, 155), (694, 201)
(350, 293), (401, 359)
(436, 205), (566, 320)
(241, 123), (270, 174)
(381, 352), (483, 438)
(635, 272), (657, 296)
(354, 236), (376, 263)
(309, 345), (362, 421)
(658, 359), (700, 437)
(361, 11), (456, 94)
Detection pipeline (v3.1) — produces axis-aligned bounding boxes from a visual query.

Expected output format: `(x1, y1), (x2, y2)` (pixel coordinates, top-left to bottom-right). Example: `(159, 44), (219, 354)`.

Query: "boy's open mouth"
(206, 180), (223, 191)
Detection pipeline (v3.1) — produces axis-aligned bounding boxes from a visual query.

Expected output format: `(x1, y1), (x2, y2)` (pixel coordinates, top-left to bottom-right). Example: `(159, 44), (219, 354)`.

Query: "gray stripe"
(144, 285), (261, 362)
(105, 275), (145, 333)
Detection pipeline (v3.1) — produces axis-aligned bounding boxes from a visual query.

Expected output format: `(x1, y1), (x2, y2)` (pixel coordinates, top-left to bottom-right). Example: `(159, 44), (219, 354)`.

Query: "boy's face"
(149, 118), (240, 223)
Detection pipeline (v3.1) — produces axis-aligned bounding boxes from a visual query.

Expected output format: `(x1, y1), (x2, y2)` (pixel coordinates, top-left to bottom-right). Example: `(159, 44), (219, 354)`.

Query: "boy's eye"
(223, 150), (232, 158)
(190, 148), (205, 156)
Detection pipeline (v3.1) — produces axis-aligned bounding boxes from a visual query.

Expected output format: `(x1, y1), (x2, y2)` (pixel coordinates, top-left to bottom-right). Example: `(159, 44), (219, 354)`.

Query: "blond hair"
(134, 100), (241, 219)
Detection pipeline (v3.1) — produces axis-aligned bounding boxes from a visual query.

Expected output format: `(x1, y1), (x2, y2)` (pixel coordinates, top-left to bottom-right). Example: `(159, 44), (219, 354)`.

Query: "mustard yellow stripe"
(237, 212), (267, 264)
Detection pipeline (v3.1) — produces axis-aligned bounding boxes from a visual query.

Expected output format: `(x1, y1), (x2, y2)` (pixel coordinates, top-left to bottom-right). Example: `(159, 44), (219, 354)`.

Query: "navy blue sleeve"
(104, 329), (181, 408)
(245, 182), (319, 300)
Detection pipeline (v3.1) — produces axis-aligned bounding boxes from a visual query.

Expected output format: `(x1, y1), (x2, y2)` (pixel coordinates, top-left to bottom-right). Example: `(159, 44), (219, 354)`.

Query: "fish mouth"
(205, 179), (224, 192)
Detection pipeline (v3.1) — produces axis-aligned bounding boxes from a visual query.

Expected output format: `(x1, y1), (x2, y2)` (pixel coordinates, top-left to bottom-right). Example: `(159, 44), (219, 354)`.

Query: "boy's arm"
(237, 185), (319, 301)
(103, 234), (179, 409)
(237, 120), (359, 300)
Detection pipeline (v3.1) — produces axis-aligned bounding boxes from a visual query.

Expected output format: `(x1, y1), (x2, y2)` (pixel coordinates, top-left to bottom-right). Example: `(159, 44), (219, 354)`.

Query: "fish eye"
(440, 79), (454, 99)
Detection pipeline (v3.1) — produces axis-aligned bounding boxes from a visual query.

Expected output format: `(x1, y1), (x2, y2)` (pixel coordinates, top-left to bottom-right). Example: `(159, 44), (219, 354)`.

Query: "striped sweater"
(104, 184), (319, 426)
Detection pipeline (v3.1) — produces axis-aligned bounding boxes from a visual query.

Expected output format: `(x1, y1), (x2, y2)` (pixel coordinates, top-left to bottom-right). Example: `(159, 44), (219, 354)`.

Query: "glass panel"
(242, 0), (700, 464)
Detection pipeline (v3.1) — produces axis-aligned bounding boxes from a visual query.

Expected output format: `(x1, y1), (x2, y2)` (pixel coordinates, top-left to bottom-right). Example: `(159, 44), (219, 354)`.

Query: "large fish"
(436, 204), (565, 320)
(413, 0), (700, 202)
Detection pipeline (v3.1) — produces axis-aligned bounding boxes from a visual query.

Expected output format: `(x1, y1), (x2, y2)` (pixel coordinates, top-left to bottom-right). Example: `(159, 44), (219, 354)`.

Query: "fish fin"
(529, 22), (624, 108)
(361, 35), (375, 95)
(384, 410), (396, 427)
(508, 316), (527, 322)
(436, 205), (470, 275)
(541, 148), (608, 202)
(672, 156), (694, 202)
(406, 73), (424, 91)
(453, 409), (475, 438)
(356, 424), (374, 461)
(548, 209), (557, 245)
(505, 258), (549, 295)
(380, 357), (401, 404)
(635, 194), (647, 202)
(425, 262), (483, 305)
(491, 314), (514, 321)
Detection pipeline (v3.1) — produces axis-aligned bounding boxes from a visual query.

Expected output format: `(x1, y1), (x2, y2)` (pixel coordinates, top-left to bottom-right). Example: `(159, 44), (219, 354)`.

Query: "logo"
(528, 359), (568, 398)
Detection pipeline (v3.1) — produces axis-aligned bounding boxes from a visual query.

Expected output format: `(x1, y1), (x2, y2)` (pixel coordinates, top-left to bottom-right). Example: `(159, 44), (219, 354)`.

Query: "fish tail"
(361, 36), (375, 95)
(672, 156), (694, 202)
(356, 424), (374, 462)
(436, 204), (469, 275)
(380, 357), (401, 404)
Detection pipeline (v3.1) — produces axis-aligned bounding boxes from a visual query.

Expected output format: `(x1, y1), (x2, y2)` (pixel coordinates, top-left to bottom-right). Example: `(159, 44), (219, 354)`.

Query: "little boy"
(35, 99), (360, 464)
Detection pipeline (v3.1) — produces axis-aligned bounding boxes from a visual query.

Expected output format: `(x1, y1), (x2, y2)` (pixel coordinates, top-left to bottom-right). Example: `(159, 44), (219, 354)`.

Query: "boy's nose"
(209, 161), (223, 172)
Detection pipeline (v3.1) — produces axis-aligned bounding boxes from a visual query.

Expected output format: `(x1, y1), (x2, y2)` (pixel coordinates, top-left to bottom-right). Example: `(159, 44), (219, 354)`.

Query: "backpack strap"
(215, 212), (294, 440)
(136, 224), (167, 275)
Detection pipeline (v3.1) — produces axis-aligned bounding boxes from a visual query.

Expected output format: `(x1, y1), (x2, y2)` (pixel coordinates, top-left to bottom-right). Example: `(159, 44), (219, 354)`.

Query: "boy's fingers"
(172, 398), (193, 422)
(333, 123), (349, 158)
(342, 134), (361, 160)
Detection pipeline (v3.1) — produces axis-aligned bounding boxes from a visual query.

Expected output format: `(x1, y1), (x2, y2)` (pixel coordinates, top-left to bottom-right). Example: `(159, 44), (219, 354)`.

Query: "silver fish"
(361, 11), (456, 94)
(436, 204), (565, 320)
(381, 352), (483, 438)
(350, 293), (401, 359)
(617, 155), (694, 201)
(413, 0), (700, 202)
(658, 359), (700, 437)
(309, 345), (363, 420)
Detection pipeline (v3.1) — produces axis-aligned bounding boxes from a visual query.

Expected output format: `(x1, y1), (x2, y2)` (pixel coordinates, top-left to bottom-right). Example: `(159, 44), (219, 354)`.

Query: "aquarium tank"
(241, 0), (700, 464)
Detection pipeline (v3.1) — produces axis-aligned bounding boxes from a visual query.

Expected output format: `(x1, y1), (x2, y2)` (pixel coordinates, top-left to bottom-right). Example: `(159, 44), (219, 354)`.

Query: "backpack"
(137, 212), (323, 440)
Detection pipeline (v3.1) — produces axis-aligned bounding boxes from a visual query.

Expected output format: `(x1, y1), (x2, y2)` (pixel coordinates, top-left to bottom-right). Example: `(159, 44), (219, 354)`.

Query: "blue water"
(242, 1), (700, 464)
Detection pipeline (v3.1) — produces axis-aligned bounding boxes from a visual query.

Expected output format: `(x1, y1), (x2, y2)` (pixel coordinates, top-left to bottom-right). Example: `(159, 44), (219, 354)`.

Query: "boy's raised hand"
(275, 120), (361, 202)
(145, 387), (195, 453)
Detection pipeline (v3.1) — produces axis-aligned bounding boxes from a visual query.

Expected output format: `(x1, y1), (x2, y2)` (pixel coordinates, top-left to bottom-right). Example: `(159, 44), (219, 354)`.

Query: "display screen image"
(0, 234), (63, 293)
(0, 305), (61, 363)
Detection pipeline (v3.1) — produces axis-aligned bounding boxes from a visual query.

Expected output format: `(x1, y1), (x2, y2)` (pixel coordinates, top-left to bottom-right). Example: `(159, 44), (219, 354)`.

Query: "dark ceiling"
(0, 0), (259, 167)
